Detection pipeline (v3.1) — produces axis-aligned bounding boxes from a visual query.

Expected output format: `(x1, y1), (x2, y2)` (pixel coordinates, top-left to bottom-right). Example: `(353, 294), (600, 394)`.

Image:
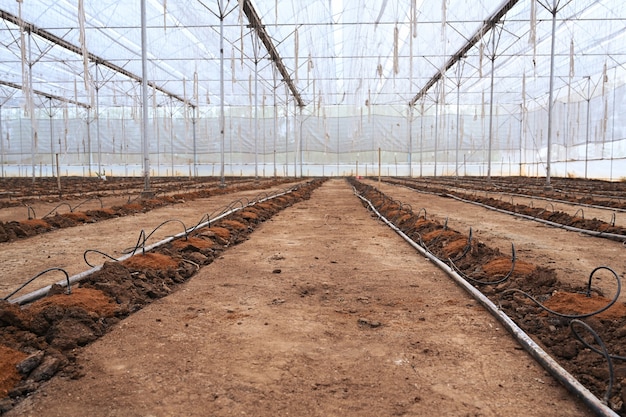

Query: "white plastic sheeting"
(0, 0), (625, 179)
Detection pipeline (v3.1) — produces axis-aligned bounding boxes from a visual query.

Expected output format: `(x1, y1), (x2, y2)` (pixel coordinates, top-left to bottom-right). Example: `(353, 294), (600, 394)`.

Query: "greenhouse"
(1, 0), (625, 182)
(5, 2), (626, 416)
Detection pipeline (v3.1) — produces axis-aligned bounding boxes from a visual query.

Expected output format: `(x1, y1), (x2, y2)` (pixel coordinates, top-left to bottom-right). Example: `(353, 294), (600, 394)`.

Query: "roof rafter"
(409, 0), (521, 107)
(0, 79), (90, 108)
(0, 8), (194, 108)
(241, 0), (304, 107)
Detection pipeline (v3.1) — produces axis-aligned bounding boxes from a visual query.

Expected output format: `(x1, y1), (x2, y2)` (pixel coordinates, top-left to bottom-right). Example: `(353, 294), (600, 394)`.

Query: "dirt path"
(5, 179), (589, 416)
(365, 179), (626, 302)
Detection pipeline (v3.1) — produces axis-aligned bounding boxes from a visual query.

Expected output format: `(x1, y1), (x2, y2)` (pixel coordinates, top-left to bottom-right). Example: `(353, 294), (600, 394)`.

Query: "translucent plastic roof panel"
(1, 0), (625, 111)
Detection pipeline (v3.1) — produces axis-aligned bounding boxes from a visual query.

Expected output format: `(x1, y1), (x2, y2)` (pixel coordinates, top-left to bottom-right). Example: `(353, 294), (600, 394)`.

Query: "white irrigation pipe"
(445, 193), (626, 242)
(354, 189), (619, 417)
(391, 182), (626, 242)
(9, 186), (300, 306)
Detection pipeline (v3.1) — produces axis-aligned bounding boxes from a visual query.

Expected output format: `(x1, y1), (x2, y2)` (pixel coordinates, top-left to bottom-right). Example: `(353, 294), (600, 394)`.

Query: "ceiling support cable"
(0, 8), (193, 109)
(241, 0), (305, 108)
(409, 0), (520, 107)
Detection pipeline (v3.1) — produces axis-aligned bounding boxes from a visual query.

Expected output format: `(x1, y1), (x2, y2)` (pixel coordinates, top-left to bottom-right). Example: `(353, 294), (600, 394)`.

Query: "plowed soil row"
(358, 178), (626, 415)
(1, 179), (591, 417)
(382, 177), (626, 240)
(0, 177), (298, 243)
(392, 176), (626, 207)
(0, 179), (324, 414)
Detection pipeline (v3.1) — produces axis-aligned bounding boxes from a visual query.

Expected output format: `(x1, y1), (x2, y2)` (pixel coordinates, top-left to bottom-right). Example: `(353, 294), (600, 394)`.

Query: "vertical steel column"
(254, 60), (259, 179)
(192, 106), (197, 177)
(408, 106), (413, 177)
(293, 100), (297, 177)
(455, 78), (461, 180)
(584, 76), (591, 179)
(434, 95), (439, 177)
(94, 63), (100, 177)
(28, 31), (36, 182)
(419, 100), (424, 177)
(299, 107), (303, 178)
(219, 4), (226, 186)
(519, 103), (524, 176)
(170, 101), (174, 176)
(140, 0), (150, 191)
(273, 68), (277, 177)
(0, 104), (3, 178)
(285, 85), (289, 177)
(545, 4), (557, 188)
(487, 32), (496, 180)
(610, 67), (617, 181)
(49, 98), (54, 177)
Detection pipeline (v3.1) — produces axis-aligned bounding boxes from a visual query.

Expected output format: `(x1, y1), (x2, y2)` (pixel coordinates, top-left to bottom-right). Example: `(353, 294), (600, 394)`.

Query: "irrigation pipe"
(444, 192), (626, 242)
(353, 188), (619, 417)
(393, 178), (626, 212)
(9, 184), (303, 306)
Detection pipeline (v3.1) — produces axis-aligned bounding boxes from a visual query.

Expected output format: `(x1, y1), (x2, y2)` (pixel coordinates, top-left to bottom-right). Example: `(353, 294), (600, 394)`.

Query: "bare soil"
(0, 176), (624, 415)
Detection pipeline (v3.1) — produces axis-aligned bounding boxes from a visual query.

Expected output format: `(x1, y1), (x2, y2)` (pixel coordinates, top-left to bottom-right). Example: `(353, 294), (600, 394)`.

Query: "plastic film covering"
(0, 0), (625, 179)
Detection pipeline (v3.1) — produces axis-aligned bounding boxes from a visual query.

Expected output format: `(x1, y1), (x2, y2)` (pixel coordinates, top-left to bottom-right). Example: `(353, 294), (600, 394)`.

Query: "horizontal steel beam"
(409, 0), (521, 106)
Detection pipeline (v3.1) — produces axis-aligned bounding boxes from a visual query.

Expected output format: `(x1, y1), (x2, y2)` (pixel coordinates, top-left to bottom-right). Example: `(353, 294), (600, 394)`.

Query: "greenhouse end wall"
(1, 92), (626, 180)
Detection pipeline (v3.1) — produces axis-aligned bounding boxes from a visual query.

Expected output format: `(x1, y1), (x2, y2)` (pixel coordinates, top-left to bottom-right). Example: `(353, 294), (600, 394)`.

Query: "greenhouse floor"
(1, 178), (603, 416)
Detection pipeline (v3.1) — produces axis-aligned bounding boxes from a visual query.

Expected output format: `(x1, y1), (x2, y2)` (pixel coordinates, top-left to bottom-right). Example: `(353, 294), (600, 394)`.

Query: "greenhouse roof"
(1, 0), (625, 111)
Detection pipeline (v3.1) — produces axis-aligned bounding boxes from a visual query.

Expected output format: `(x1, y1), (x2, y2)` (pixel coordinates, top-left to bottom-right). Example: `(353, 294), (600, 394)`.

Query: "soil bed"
(1, 179), (590, 416)
(0, 177), (298, 243)
(0, 179), (324, 414)
(352, 178), (626, 414)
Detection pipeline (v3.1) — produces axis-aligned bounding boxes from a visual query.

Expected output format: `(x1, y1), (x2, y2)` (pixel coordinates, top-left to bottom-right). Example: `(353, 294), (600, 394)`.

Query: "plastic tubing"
(446, 193), (626, 242)
(9, 184), (303, 306)
(353, 188), (619, 417)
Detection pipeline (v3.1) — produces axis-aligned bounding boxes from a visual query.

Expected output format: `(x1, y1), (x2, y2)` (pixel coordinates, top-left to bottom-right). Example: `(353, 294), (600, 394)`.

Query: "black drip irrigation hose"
(445, 192), (626, 242)
(570, 319), (617, 405)
(390, 177), (626, 214)
(71, 196), (104, 212)
(42, 202), (72, 219)
(384, 178), (626, 234)
(3, 268), (71, 301)
(5, 181), (315, 306)
(26, 204), (36, 220)
(125, 219), (189, 256)
(499, 264), (626, 402)
(350, 180), (620, 417)
(449, 243), (517, 286)
(83, 249), (120, 268)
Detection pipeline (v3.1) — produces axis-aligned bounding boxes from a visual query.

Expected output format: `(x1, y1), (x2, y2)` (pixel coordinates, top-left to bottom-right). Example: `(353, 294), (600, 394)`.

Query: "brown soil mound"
(543, 291), (626, 320)
(206, 226), (230, 240)
(121, 253), (179, 270)
(483, 257), (536, 277)
(0, 345), (26, 397)
(61, 212), (89, 222)
(422, 229), (459, 244)
(220, 219), (248, 231)
(18, 219), (49, 229)
(170, 236), (213, 250)
(441, 236), (469, 257)
(240, 210), (259, 220)
(26, 287), (119, 318)
(121, 203), (143, 211)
